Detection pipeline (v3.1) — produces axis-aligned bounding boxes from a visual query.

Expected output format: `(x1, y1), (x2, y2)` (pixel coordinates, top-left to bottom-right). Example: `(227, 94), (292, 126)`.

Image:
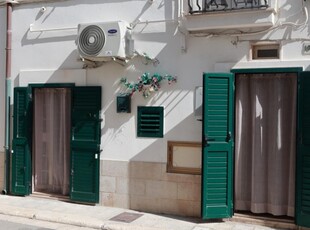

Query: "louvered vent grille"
(78, 25), (105, 56)
(137, 106), (164, 138)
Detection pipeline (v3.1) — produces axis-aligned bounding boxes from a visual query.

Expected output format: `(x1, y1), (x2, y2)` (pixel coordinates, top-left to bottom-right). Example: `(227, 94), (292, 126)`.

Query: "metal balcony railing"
(188, 0), (269, 14)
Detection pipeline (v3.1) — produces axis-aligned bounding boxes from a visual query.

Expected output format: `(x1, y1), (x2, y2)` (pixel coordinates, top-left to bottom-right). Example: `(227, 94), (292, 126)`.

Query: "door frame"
(202, 67), (303, 221)
(12, 83), (102, 203)
(30, 84), (75, 195)
(28, 84), (75, 195)
(231, 67), (302, 221)
(12, 83), (75, 196)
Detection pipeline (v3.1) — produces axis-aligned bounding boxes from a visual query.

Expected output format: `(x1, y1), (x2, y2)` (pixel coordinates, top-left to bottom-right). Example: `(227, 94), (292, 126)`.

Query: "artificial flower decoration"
(120, 72), (177, 98)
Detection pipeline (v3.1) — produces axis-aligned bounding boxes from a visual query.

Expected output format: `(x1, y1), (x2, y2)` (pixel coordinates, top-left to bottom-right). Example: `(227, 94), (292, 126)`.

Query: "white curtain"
(234, 73), (296, 217)
(33, 88), (71, 196)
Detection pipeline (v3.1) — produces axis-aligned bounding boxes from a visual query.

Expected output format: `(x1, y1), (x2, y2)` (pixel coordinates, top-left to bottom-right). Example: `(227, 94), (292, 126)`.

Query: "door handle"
(204, 135), (215, 146)
(226, 132), (231, 142)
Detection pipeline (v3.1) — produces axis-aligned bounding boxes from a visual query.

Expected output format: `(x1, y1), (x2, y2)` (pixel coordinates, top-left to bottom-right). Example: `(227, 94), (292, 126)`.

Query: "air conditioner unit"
(77, 21), (133, 61)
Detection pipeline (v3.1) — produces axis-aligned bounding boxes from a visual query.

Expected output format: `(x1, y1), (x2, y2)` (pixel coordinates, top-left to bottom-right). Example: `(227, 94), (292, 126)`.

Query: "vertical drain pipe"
(3, 2), (13, 195)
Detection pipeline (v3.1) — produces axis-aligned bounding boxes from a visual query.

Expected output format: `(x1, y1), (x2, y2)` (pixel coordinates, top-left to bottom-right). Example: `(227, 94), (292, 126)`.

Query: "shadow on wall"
(101, 112), (203, 217)
(21, 27), (77, 46)
(132, 111), (201, 162)
(20, 0), (178, 43)
(14, 51), (83, 86)
(98, 53), (202, 217)
(246, 1), (310, 41)
(100, 86), (196, 158)
(17, 0), (180, 77)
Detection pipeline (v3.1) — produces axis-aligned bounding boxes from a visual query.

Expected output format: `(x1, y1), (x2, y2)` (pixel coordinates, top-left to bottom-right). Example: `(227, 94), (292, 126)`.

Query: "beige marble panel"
(193, 201), (201, 217)
(145, 180), (178, 199)
(100, 192), (114, 206)
(129, 179), (146, 196)
(101, 160), (129, 178)
(160, 199), (195, 217)
(177, 182), (201, 201)
(130, 195), (161, 213)
(100, 176), (116, 193)
(129, 161), (162, 180)
(99, 160), (202, 217)
(114, 194), (130, 209)
(161, 164), (201, 184)
(116, 177), (129, 195)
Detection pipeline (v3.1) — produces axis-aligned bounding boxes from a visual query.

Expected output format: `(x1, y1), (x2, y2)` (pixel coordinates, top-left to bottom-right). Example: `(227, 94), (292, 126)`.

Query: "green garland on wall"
(120, 72), (177, 98)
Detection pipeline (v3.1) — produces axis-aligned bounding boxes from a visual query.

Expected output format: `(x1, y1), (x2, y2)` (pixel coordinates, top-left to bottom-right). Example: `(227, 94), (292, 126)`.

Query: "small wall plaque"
(117, 93), (131, 113)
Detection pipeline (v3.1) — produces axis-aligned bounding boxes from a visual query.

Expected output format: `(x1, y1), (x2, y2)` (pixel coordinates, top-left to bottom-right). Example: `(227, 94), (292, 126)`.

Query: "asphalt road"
(0, 219), (51, 230)
(0, 214), (96, 230)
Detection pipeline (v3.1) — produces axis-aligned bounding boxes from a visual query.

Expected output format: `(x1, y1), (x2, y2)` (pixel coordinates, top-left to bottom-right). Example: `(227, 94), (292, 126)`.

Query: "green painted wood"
(231, 67), (303, 74)
(28, 83), (75, 89)
(202, 73), (234, 219)
(137, 106), (164, 138)
(296, 71), (310, 227)
(11, 87), (31, 195)
(70, 86), (101, 203)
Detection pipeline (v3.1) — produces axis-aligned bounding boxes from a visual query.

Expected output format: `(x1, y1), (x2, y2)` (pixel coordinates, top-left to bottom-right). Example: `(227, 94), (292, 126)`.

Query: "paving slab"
(0, 195), (288, 230)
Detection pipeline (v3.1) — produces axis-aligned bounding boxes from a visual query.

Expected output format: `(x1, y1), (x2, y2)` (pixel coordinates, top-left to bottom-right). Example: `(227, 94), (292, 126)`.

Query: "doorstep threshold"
(30, 192), (96, 206)
(30, 192), (70, 202)
(232, 213), (297, 230)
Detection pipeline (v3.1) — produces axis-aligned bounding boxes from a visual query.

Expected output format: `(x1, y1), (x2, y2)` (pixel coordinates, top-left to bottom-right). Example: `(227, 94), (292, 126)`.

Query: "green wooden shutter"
(202, 73), (234, 219)
(296, 71), (310, 227)
(12, 87), (31, 195)
(70, 86), (101, 203)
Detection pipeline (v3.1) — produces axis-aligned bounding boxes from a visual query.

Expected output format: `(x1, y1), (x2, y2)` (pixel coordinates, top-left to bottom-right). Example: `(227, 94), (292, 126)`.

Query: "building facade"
(1, 0), (310, 228)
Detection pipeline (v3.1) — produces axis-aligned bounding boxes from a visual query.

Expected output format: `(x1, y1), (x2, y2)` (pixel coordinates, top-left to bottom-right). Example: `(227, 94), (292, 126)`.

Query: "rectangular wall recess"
(167, 141), (201, 175)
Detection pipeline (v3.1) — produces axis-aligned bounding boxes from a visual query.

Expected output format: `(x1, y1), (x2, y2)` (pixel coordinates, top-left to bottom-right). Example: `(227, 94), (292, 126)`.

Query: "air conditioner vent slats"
(77, 21), (133, 61)
(79, 25), (105, 56)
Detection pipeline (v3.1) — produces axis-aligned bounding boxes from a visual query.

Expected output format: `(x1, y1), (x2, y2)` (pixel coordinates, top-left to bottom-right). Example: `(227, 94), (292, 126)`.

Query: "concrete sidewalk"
(0, 195), (293, 230)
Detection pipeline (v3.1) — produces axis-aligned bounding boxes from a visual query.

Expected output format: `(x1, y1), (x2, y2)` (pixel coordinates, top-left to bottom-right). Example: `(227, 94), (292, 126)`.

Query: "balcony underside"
(183, 9), (275, 33)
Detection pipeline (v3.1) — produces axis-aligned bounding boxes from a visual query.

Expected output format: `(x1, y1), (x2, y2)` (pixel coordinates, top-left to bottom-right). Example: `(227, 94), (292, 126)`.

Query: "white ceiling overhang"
(0, 0), (69, 6)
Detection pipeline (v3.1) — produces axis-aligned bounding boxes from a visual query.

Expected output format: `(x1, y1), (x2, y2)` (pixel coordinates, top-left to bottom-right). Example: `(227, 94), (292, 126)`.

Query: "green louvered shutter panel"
(12, 87), (31, 195)
(202, 73), (234, 219)
(296, 72), (310, 227)
(70, 86), (101, 203)
(137, 106), (164, 138)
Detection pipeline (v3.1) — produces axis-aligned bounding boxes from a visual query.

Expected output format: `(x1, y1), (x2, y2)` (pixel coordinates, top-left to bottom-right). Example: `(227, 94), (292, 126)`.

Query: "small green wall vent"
(137, 106), (164, 138)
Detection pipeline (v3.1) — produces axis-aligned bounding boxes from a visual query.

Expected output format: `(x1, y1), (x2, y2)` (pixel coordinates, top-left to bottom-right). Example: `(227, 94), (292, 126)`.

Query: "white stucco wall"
(5, 0), (310, 165)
